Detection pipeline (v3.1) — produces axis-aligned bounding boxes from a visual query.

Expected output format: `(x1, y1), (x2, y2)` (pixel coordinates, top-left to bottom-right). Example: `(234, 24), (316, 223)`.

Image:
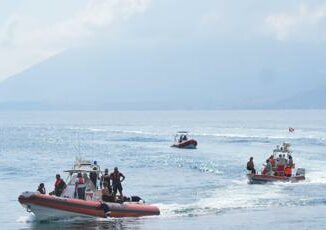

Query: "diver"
(100, 168), (112, 192)
(246, 157), (256, 174)
(75, 172), (86, 200)
(110, 167), (125, 199)
(37, 183), (46, 194)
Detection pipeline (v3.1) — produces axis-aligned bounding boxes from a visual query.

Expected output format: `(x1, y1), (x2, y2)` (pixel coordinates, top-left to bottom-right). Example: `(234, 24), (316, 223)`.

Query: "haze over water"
(1, 110), (326, 229)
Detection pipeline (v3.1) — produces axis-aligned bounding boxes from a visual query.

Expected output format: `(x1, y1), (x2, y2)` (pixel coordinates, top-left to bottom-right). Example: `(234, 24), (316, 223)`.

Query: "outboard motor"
(296, 168), (305, 176)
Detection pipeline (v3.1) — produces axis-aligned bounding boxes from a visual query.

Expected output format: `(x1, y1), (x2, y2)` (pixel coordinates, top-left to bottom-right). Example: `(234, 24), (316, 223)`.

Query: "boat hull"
(247, 174), (305, 184)
(171, 139), (198, 149)
(18, 192), (160, 221)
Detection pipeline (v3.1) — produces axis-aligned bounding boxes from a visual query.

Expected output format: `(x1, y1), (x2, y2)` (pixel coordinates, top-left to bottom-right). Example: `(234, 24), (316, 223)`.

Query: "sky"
(1, 0), (326, 82)
(0, 0), (325, 109)
(0, 0), (149, 81)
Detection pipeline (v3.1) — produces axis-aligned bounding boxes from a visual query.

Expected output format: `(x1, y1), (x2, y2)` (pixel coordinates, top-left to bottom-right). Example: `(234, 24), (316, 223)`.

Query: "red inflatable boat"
(18, 159), (160, 220)
(247, 173), (305, 184)
(171, 131), (198, 149)
(18, 193), (160, 220)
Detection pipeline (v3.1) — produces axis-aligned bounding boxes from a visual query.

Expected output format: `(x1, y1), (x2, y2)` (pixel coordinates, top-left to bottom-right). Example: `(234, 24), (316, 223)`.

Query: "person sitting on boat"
(89, 167), (99, 189)
(101, 182), (115, 202)
(75, 172), (86, 200)
(284, 166), (292, 177)
(110, 167), (125, 199)
(49, 174), (66, 196)
(182, 135), (188, 141)
(246, 157), (256, 174)
(265, 159), (273, 176)
(100, 168), (112, 192)
(37, 183), (46, 194)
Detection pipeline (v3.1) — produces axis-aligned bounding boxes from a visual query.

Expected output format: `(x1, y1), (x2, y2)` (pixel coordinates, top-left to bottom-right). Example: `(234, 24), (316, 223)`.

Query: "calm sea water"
(0, 110), (326, 230)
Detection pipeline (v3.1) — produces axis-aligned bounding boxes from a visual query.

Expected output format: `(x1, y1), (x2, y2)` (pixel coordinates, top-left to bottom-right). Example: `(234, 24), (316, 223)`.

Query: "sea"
(0, 110), (326, 230)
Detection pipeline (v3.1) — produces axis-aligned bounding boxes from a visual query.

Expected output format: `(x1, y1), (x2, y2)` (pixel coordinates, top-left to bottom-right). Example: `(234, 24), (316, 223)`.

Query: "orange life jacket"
(284, 167), (292, 176)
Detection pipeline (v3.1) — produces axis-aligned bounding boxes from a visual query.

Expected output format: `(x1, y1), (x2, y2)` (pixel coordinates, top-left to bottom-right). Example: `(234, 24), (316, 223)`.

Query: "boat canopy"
(176, 131), (189, 134)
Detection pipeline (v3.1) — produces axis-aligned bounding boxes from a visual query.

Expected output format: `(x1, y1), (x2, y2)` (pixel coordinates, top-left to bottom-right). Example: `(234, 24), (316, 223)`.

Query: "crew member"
(288, 155), (294, 167)
(50, 174), (66, 196)
(266, 159), (273, 176)
(101, 182), (115, 202)
(284, 166), (292, 177)
(75, 172), (86, 200)
(100, 168), (112, 192)
(89, 167), (99, 189)
(276, 154), (285, 176)
(37, 183), (46, 194)
(246, 157), (256, 174)
(110, 167), (125, 199)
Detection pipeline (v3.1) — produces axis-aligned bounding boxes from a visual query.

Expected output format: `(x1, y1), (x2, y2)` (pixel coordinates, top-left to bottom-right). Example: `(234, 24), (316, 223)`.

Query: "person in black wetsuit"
(100, 168), (112, 192)
(37, 183), (46, 194)
(246, 157), (256, 174)
(110, 167), (125, 199)
(89, 167), (99, 189)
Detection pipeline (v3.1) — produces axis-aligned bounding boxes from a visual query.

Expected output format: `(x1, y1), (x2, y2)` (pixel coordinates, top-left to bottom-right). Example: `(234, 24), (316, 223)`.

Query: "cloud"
(265, 3), (326, 41)
(0, 0), (150, 81)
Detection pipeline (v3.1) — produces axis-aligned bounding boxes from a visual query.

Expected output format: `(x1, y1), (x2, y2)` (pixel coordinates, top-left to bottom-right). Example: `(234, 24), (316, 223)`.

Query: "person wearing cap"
(50, 174), (66, 196)
(110, 167), (125, 199)
(246, 157), (256, 174)
(75, 172), (86, 200)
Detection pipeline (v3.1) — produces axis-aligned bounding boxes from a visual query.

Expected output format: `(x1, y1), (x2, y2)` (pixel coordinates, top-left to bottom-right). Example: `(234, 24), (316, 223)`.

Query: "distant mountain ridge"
(0, 43), (325, 110)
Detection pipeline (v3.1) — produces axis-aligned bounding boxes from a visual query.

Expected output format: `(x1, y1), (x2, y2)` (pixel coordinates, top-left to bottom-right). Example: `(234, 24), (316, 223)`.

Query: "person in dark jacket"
(37, 183), (46, 194)
(50, 174), (66, 196)
(89, 167), (99, 189)
(100, 168), (112, 192)
(110, 167), (125, 199)
(246, 157), (256, 174)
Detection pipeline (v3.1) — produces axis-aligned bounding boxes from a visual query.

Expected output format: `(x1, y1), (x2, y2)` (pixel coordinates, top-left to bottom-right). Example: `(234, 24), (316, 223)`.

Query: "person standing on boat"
(100, 168), (112, 191)
(246, 157), (256, 174)
(89, 167), (99, 189)
(75, 172), (86, 200)
(266, 160), (273, 176)
(110, 167), (125, 199)
(50, 174), (66, 196)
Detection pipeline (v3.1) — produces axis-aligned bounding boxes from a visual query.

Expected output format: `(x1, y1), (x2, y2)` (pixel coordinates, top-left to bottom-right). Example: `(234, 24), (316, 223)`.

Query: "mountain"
(274, 86), (326, 109)
(0, 41), (325, 110)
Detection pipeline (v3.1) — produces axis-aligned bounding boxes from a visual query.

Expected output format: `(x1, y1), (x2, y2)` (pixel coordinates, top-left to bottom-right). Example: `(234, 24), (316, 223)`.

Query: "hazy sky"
(1, 0), (326, 82)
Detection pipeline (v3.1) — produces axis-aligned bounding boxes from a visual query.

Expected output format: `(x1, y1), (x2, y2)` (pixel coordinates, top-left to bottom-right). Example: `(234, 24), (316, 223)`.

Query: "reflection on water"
(22, 218), (143, 230)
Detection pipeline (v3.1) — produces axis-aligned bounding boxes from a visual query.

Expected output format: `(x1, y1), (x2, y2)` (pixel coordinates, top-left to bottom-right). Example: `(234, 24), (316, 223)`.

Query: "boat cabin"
(61, 159), (101, 200)
(174, 131), (190, 143)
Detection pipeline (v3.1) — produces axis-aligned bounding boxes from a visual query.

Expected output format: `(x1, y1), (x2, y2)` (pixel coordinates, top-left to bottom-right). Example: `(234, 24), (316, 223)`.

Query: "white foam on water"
(16, 215), (35, 223)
